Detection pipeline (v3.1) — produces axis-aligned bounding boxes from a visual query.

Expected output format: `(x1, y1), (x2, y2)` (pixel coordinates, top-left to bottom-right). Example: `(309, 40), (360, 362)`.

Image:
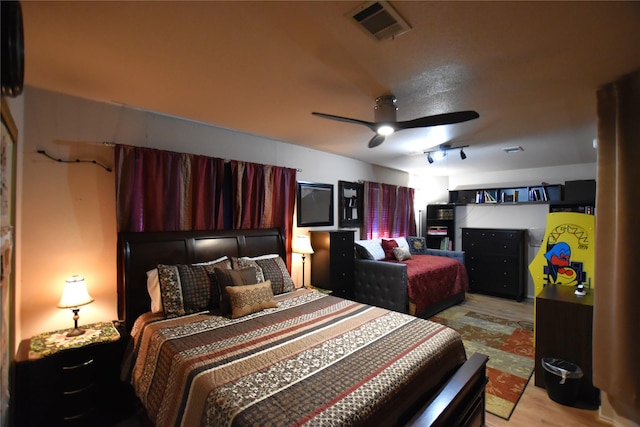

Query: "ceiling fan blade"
(312, 112), (377, 132)
(396, 111), (480, 130)
(368, 134), (385, 148)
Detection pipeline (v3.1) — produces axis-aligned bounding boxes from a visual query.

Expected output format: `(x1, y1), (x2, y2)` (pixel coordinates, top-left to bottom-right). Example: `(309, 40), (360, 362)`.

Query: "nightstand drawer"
(62, 356), (96, 391)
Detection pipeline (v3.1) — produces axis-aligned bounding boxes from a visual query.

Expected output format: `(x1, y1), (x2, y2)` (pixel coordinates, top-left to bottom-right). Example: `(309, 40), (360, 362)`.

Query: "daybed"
(354, 237), (469, 318)
(117, 228), (486, 427)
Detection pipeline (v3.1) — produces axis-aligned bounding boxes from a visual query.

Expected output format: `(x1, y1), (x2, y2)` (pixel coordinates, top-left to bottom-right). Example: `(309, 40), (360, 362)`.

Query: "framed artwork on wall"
(297, 182), (334, 227)
(338, 180), (364, 228)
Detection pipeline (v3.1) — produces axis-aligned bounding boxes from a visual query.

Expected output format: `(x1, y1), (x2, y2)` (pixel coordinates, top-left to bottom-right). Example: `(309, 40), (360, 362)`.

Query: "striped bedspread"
(125, 289), (467, 427)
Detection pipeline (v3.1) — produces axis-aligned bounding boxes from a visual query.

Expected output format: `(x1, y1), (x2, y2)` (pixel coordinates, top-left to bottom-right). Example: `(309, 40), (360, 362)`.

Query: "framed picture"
(338, 180), (364, 228)
(297, 181), (334, 227)
(1, 96), (17, 418)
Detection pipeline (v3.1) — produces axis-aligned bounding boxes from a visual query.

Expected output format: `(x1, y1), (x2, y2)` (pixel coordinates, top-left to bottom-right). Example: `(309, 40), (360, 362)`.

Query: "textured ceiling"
(20, 1), (640, 177)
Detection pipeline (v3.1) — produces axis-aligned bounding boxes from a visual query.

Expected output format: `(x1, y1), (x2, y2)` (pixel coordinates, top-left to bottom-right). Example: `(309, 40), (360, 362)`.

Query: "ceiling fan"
(312, 95), (479, 148)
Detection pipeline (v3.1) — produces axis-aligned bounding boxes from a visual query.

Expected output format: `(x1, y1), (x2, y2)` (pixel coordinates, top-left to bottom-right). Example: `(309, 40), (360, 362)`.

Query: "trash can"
(542, 358), (583, 406)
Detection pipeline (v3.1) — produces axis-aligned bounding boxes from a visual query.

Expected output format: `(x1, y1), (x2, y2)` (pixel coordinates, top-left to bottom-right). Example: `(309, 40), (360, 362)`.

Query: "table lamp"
(292, 235), (314, 289)
(57, 275), (94, 337)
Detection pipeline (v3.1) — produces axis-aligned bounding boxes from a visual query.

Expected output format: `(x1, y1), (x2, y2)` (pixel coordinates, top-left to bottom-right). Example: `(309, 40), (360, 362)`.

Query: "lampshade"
(292, 235), (314, 255)
(58, 276), (94, 309)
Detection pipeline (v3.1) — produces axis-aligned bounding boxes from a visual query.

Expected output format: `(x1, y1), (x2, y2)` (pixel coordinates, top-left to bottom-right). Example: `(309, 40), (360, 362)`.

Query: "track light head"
(460, 148), (467, 160)
(427, 152), (434, 164)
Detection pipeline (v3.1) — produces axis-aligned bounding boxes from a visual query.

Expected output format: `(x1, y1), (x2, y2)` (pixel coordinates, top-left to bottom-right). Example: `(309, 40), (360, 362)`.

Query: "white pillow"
(146, 256), (229, 313)
(393, 237), (410, 249)
(354, 239), (385, 261)
(243, 254), (279, 260)
(146, 268), (163, 313)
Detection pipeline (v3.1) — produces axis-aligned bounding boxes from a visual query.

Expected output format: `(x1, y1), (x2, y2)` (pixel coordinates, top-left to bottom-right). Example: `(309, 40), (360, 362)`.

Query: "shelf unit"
(449, 184), (563, 205)
(425, 204), (455, 250)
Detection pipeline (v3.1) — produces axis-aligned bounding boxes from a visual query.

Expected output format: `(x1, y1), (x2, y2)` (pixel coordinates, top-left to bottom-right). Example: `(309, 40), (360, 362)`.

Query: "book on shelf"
(483, 191), (497, 203)
(427, 226), (448, 235)
(439, 236), (452, 251)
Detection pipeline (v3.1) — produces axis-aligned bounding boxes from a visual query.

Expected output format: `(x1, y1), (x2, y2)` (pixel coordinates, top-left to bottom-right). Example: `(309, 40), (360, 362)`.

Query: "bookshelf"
(425, 204), (455, 250)
(449, 184), (564, 205)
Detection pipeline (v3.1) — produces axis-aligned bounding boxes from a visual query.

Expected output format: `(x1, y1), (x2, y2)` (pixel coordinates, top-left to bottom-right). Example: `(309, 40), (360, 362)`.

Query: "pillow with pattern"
(226, 280), (278, 319)
(252, 255), (295, 295)
(407, 236), (427, 254)
(393, 246), (412, 261)
(157, 263), (217, 318)
(148, 256), (230, 314)
(231, 257), (265, 283)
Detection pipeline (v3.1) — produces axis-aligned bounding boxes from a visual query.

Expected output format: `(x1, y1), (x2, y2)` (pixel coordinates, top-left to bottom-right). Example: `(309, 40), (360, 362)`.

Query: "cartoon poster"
(529, 212), (595, 297)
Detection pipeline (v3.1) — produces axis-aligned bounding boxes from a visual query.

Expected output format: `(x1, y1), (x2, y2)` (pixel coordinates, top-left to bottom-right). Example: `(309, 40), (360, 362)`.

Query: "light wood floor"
(462, 293), (609, 427)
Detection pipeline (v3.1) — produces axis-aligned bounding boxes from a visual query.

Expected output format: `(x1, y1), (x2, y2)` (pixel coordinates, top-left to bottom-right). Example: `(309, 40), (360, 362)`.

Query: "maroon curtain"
(115, 145), (225, 232)
(231, 160), (297, 268)
(363, 181), (416, 239)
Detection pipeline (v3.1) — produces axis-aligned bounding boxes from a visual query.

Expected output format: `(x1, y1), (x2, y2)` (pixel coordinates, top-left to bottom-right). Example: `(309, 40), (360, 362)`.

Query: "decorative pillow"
(354, 240), (385, 260)
(225, 280), (278, 319)
(253, 256), (295, 295)
(381, 239), (399, 260)
(231, 257), (265, 283)
(393, 246), (412, 261)
(157, 264), (215, 318)
(147, 256), (230, 313)
(214, 267), (258, 314)
(407, 236), (427, 254)
(393, 236), (410, 250)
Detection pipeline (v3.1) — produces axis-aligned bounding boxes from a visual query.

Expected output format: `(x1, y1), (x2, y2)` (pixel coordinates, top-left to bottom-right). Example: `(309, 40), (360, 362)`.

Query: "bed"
(117, 228), (487, 427)
(353, 237), (469, 318)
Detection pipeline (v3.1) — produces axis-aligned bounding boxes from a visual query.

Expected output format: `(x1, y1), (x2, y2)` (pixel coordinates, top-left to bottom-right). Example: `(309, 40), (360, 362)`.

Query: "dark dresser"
(310, 230), (355, 298)
(535, 285), (599, 407)
(14, 322), (133, 426)
(462, 227), (527, 301)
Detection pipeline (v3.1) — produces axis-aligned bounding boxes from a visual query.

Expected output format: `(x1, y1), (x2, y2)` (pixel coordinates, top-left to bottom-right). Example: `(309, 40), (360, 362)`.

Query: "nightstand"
(14, 321), (132, 426)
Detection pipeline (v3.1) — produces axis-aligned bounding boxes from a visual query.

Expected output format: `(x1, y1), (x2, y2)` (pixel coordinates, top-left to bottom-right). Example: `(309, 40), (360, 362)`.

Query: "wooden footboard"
(408, 352), (489, 427)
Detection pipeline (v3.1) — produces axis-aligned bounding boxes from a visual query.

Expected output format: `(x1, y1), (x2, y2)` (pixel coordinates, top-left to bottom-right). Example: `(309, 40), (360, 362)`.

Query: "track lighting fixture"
(424, 144), (469, 164)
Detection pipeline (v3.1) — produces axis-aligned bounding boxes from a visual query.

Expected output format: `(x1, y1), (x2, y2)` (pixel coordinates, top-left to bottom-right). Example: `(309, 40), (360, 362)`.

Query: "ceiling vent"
(348, 1), (411, 41)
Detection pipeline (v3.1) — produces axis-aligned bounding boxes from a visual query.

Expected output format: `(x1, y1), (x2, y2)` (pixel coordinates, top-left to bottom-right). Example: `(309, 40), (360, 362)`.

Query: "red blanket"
(387, 255), (469, 316)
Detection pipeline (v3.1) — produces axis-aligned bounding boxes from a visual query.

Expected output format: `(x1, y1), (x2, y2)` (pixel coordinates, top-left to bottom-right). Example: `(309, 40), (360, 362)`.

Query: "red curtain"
(363, 181), (416, 239)
(231, 160), (297, 268)
(115, 145), (225, 232)
(115, 145), (297, 268)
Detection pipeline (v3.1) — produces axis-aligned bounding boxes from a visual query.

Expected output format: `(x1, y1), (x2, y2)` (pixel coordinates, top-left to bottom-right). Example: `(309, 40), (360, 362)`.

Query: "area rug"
(430, 305), (534, 420)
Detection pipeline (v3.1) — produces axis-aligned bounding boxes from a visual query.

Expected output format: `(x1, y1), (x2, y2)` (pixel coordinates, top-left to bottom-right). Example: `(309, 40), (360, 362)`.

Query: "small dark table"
(14, 321), (134, 426)
(535, 285), (600, 407)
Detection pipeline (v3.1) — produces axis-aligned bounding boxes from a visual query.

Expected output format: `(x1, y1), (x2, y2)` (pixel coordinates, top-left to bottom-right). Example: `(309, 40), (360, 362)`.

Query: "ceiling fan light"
(376, 125), (395, 136)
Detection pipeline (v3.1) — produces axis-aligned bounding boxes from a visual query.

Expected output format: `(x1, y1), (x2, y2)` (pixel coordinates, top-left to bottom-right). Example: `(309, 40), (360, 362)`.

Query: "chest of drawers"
(462, 228), (526, 301)
(310, 230), (355, 298)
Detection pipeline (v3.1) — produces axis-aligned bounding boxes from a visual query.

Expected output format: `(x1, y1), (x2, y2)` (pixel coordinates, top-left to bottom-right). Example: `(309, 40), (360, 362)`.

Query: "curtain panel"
(231, 160), (297, 268)
(115, 145), (225, 232)
(115, 145), (297, 269)
(593, 69), (640, 423)
(363, 181), (416, 240)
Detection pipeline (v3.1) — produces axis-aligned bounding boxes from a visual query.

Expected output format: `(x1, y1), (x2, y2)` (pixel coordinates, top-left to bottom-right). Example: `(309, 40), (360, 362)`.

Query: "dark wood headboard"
(117, 228), (286, 331)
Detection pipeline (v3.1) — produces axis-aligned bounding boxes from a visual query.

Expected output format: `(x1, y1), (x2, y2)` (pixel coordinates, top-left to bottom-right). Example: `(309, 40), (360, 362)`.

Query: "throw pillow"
(253, 256), (295, 294)
(407, 236), (427, 254)
(354, 239), (386, 260)
(393, 246), (412, 261)
(226, 280), (278, 319)
(381, 239), (399, 260)
(157, 264), (214, 318)
(215, 267), (258, 314)
(231, 257), (265, 283)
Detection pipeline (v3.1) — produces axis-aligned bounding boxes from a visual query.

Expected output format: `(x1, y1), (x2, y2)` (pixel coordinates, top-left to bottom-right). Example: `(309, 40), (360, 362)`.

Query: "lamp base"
(66, 327), (86, 337)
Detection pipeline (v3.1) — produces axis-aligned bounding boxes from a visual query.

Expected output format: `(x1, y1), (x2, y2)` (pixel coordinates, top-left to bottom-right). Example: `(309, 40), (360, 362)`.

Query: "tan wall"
(17, 87), (409, 341)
